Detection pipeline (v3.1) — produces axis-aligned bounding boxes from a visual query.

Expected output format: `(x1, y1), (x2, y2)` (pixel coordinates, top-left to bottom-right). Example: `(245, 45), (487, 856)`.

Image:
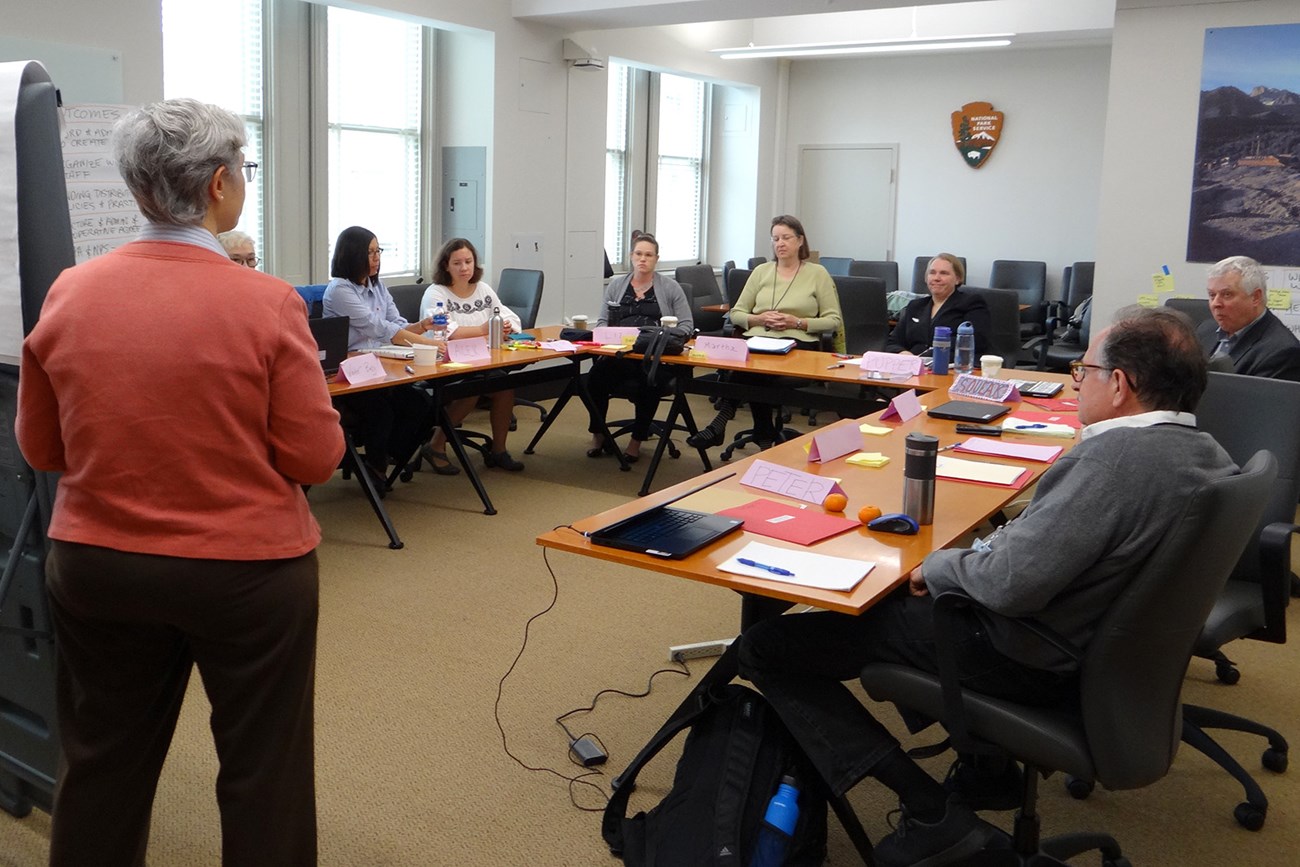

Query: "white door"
(797, 144), (897, 261)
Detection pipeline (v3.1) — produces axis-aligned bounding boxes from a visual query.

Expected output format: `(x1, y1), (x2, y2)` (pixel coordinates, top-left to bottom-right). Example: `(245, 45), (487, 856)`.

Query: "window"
(162, 0), (264, 259)
(605, 65), (709, 269)
(326, 8), (423, 276)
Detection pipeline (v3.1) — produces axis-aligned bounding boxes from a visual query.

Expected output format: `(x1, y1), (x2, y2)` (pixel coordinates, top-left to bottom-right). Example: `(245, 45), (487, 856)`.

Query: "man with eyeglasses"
(1196, 255), (1300, 382)
(218, 230), (258, 269)
(738, 307), (1237, 867)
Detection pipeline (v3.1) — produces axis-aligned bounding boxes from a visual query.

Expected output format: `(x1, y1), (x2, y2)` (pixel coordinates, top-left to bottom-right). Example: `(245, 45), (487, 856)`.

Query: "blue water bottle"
(749, 776), (800, 867)
(955, 320), (975, 374)
(931, 325), (951, 375)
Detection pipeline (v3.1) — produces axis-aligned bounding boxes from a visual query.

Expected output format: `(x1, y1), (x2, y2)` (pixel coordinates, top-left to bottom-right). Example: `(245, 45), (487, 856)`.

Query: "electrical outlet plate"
(669, 639), (734, 662)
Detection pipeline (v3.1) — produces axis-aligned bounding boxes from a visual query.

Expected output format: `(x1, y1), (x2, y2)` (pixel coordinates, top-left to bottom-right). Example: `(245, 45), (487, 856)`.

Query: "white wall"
(783, 45), (1112, 296)
(1093, 0), (1300, 327)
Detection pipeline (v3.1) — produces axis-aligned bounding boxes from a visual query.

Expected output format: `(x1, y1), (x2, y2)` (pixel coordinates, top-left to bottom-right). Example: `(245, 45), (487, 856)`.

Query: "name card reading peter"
(860, 351), (923, 377)
(740, 459), (846, 506)
(949, 373), (1017, 404)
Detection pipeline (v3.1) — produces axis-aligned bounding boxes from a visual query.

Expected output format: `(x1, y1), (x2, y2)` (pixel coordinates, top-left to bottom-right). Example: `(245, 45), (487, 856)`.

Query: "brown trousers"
(45, 541), (319, 867)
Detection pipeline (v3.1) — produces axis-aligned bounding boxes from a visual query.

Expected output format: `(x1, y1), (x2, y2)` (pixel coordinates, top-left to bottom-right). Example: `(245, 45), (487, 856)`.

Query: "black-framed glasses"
(231, 254), (259, 268)
(1069, 360), (1111, 383)
(242, 161), (259, 182)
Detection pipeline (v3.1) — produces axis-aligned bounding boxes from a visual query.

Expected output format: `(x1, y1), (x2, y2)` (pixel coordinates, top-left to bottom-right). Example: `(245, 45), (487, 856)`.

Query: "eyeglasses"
(231, 255), (259, 268)
(1068, 360), (1111, 383)
(242, 161), (258, 182)
(368, 247), (383, 257)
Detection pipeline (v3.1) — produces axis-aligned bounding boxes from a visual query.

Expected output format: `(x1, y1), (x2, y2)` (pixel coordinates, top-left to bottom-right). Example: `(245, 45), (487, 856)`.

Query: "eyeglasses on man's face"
(231, 254), (258, 268)
(1069, 360), (1111, 383)
(242, 161), (258, 182)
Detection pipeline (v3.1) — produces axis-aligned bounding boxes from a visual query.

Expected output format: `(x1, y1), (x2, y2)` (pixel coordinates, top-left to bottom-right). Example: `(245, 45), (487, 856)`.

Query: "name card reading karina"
(446, 336), (491, 363)
(860, 351), (924, 377)
(593, 326), (640, 345)
(694, 335), (750, 362)
(949, 372), (1019, 404)
(740, 459), (846, 506)
(336, 353), (389, 385)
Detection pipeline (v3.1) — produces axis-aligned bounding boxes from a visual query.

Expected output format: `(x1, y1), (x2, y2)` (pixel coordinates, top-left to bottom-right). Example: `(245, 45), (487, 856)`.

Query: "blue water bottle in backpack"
(749, 776), (800, 867)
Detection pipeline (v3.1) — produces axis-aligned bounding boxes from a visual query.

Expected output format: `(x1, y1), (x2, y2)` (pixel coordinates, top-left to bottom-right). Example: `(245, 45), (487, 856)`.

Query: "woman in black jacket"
(886, 253), (990, 358)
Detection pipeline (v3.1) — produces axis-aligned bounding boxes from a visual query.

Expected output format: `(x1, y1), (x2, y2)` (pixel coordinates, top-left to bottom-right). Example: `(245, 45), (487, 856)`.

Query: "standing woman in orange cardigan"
(17, 98), (342, 867)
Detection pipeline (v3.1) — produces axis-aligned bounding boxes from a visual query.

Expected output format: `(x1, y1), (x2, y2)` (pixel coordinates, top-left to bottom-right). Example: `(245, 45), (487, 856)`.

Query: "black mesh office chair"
(963, 286), (1021, 369)
(988, 259), (1048, 339)
(848, 260), (899, 295)
(859, 451), (1276, 865)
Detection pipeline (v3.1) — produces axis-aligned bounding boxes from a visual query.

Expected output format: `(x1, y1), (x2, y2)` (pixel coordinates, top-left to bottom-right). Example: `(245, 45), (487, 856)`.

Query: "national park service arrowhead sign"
(951, 101), (1004, 169)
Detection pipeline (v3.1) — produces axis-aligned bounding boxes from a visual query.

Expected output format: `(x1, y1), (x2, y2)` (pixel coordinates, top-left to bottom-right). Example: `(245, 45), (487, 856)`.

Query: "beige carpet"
(2, 394), (1298, 865)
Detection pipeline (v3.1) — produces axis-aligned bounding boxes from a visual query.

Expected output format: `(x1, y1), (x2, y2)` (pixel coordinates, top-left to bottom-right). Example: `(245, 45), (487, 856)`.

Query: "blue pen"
(738, 558), (795, 577)
(1013, 423), (1047, 430)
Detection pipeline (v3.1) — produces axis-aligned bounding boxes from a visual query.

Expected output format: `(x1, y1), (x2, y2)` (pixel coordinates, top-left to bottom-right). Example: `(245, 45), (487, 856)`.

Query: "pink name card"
(593, 326), (640, 345)
(878, 389), (923, 422)
(336, 353), (388, 385)
(807, 424), (864, 463)
(740, 459), (847, 506)
(694, 335), (750, 362)
(447, 336), (491, 363)
(949, 373), (1017, 404)
(860, 351), (923, 377)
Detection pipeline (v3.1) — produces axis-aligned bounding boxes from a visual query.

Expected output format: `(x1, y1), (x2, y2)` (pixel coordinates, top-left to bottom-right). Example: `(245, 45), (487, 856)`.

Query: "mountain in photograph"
(1251, 86), (1300, 107)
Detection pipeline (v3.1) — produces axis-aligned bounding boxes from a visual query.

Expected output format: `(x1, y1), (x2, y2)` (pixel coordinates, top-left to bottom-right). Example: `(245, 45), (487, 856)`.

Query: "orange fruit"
(823, 492), (848, 512)
(858, 505), (883, 524)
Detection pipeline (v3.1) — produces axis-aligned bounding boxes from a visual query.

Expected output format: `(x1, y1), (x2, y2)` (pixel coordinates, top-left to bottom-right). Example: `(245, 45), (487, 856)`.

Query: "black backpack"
(602, 683), (828, 866)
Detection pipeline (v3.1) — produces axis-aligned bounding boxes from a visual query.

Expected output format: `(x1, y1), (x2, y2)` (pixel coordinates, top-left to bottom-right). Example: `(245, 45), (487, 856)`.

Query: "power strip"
(669, 638), (733, 662)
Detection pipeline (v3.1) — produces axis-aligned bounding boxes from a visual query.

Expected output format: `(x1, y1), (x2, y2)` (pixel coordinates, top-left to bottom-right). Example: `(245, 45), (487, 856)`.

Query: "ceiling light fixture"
(713, 34), (1015, 60)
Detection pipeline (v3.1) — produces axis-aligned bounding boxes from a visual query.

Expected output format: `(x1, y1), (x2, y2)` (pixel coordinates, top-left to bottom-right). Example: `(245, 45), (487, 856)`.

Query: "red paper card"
(717, 498), (861, 546)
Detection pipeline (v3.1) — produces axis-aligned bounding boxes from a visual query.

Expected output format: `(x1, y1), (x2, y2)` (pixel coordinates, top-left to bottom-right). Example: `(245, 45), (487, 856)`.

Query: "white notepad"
(936, 456), (1028, 487)
(719, 541), (874, 592)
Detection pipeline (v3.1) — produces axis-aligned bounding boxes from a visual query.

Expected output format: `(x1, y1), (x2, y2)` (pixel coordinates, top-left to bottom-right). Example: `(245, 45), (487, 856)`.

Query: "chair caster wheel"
(399, 468), (414, 483)
(1065, 776), (1094, 799)
(1215, 662), (1241, 684)
(1234, 801), (1266, 831)
(1263, 747), (1288, 773)
(668, 444), (681, 459)
(720, 448), (735, 462)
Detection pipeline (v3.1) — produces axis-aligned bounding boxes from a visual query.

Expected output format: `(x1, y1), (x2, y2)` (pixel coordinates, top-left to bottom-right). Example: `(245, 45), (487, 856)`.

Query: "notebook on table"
(746, 336), (798, 355)
(926, 400), (1012, 423)
(307, 315), (350, 376)
(588, 475), (745, 559)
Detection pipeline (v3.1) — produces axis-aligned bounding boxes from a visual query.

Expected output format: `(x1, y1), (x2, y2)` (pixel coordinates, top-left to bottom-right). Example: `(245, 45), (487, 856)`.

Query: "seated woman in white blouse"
(418, 238), (525, 473)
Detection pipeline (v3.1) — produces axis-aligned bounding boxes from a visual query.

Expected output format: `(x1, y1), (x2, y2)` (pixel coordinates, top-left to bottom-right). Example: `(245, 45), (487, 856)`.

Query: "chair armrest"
(1257, 520), (1299, 643)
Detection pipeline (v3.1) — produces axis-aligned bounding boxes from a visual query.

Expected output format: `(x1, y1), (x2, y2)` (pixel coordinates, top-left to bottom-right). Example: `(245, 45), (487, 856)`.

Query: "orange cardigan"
(17, 241), (344, 560)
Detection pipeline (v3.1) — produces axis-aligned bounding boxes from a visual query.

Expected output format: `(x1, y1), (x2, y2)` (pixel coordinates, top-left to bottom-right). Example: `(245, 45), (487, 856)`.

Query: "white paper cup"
(980, 354), (1003, 378)
(571, 315), (589, 330)
(411, 344), (440, 366)
(660, 316), (679, 329)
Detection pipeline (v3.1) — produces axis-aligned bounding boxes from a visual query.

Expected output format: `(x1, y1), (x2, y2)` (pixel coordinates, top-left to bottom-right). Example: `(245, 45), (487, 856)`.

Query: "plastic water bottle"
(749, 776), (800, 867)
(488, 306), (504, 350)
(431, 301), (448, 342)
(954, 320), (975, 374)
(931, 325), (951, 375)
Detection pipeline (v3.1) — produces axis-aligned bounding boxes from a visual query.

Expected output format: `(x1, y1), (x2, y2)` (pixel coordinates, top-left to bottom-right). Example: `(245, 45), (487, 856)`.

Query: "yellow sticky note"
(1267, 289), (1292, 310)
(1136, 294), (1158, 308)
(440, 361), (473, 369)
(689, 349), (707, 359)
(859, 423), (892, 436)
(1151, 273), (1175, 294)
(846, 452), (890, 468)
(622, 334), (637, 347)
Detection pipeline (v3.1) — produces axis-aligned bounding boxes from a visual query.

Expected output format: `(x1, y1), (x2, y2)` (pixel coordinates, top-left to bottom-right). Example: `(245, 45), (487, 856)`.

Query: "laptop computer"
(1005, 378), (1065, 398)
(308, 315), (350, 376)
(589, 474), (745, 559)
(926, 399), (1012, 423)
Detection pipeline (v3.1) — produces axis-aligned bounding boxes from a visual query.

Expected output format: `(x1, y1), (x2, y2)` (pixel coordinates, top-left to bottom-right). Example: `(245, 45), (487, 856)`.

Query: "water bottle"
(954, 320), (975, 374)
(488, 306), (504, 350)
(431, 301), (448, 342)
(931, 325), (951, 375)
(903, 433), (938, 525)
(749, 776), (800, 867)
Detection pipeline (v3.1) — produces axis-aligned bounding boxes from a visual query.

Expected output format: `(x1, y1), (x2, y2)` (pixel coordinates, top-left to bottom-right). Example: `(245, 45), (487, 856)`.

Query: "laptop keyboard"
(618, 509), (707, 544)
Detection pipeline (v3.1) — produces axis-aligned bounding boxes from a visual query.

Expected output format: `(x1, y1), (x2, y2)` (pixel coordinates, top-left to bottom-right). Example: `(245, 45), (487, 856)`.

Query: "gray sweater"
(923, 423), (1237, 672)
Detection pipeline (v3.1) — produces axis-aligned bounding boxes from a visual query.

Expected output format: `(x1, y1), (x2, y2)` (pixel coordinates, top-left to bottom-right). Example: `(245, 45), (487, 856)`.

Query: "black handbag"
(559, 327), (593, 341)
(626, 326), (687, 381)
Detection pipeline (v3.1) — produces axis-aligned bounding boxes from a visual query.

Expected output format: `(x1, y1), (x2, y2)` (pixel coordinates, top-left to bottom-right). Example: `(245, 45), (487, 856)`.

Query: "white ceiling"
(513, 0), (1117, 51)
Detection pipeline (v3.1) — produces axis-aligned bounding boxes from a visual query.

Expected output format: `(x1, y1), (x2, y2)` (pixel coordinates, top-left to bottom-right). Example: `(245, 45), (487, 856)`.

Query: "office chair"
(387, 283), (425, 323)
(859, 451), (1276, 864)
(818, 256), (852, 276)
(1163, 297), (1214, 331)
(724, 267), (752, 307)
(911, 255), (966, 295)
(963, 286), (1021, 369)
(1173, 372), (1299, 829)
(494, 269), (549, 425)
(747, 256), (767, 269)
(1029, 297), (1090, 372)
(804, 276), (889, 426)
(1054, 261), (1094, 321)
(675, 264), (726, 335)
(988, 259), (1047, 339)
(848, 259), (899, 295)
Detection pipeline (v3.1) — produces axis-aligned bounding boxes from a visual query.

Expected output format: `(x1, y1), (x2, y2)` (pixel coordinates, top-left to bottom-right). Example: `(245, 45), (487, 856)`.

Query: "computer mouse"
(867, 512), (920, 535)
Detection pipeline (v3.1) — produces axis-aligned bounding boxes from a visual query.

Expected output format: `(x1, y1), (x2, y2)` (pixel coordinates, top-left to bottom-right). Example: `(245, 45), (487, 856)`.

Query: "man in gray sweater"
(738, 307), (1237, 867)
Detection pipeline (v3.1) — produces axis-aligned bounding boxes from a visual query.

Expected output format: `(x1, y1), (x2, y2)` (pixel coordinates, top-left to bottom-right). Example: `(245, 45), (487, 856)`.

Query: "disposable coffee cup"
(660, 315), (679, 329)
(411, 344), (440, 366)
(571, 315), (589, 330)
(980, 354), (1004, 378)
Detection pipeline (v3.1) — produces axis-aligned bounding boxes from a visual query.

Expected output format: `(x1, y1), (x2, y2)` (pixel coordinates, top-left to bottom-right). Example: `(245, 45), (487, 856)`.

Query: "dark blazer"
(1196, 310), (1300, 383)
(886, 288), (992, 358)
